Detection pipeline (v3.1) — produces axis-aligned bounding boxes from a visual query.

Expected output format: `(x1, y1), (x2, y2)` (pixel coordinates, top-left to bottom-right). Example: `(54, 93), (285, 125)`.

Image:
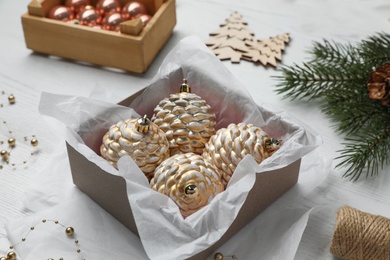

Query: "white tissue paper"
(11, 36), (323, 260)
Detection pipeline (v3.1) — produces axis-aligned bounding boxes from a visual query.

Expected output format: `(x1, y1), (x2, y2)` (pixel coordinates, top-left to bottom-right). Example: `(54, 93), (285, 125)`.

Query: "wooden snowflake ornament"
(205, 12), (291, 67)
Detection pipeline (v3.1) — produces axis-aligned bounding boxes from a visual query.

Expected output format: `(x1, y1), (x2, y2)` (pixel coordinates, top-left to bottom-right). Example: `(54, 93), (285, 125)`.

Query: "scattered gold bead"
(7, 251), (17, 260)
(30, 138), (38, 147)
(77, 249), (81, 253)
(214, 252), (224, 260)
(8, 94), (15, 105)
(7, 138), (15, 147)
(55, 220), (59, 224)
(22, 238), (26, 242)
(0, 256), (6, 260)
(31, 227), (34, 230)
(75, 239), (79, 244)
(0, 150), (8, 160)
(60, 258), (64, 260)
(9, 246), (13, 249)
(48, 258), (54, 260)
(66, 227), (75, 236)
(42, 219), (46, 223)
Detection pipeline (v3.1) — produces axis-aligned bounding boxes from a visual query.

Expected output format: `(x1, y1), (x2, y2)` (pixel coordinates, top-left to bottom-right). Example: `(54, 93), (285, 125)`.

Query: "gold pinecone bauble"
(100, 116), (169, 181)
(150, 152), (224, 218)
(367, 63), (390, 106)
(151, 79), (216, 156)
(202, 123), (281, 187)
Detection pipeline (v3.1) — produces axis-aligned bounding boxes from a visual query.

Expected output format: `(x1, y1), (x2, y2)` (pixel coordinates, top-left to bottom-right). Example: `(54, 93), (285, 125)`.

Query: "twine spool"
(330, 206), (390, 260)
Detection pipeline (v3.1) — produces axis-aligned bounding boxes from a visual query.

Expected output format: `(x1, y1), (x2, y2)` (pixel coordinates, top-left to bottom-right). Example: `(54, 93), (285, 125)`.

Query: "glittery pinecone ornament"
(367, 63), (390, 106)
(150, 152), (224, 218)
(100, 115), (169, 180)
(203, 123), (281, 186)
(151, 79), (217, 156)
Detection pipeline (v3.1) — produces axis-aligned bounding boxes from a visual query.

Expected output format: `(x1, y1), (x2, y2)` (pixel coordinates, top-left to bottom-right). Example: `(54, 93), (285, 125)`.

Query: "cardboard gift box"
(21, 0), (176, 73)
(39, 37), (320, 259)
(66, 106), (302, 260)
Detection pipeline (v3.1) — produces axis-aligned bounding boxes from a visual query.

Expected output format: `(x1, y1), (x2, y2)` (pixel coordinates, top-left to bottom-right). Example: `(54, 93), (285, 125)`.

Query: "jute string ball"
(330, 206), (390, 260)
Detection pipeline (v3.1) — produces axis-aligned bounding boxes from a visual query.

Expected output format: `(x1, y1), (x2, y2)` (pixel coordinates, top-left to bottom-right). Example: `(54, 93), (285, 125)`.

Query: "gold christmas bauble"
(150, 152), (224, 218)
(100, 115), (169, 180)
(151, 79), (216, 156)
(203, 123), (281, 187)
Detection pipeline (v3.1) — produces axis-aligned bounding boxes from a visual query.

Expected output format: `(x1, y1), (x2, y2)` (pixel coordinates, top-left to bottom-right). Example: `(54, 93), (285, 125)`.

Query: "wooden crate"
(21, 0), (176, 73)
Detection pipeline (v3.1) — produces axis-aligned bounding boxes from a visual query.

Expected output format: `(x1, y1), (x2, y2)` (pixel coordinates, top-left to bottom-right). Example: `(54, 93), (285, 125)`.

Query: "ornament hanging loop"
(180, 79), (191, 93)
(136, 115), (151, 133)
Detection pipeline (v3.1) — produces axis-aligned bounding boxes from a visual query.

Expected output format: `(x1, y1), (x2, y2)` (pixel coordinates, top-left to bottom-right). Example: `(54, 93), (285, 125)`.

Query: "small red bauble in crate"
(48, 6), (75, 21)
(137, 14), (152, 26)
(122, 1), (147, 20)
(95, 0), (122, 17)
(65, 0), (91, 14)
(102, 12), (124, 31)
(77, 7), (102, 27)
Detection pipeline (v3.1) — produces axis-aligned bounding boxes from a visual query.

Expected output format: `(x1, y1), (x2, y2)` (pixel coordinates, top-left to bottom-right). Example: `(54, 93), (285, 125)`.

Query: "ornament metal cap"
(179, 79), (191, 93)
(136, 115), (151, 133)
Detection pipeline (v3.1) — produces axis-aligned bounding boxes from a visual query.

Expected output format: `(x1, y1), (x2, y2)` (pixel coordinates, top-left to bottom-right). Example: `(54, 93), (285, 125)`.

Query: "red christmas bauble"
(95, 0), (122, 16)
(48, 6), (74, 21)
(121, 1), (147, 20)
(77, 7), (102, 26)
(102, 12), (124, 31)
(137, 14), (152, 26)
(65, 0), (91, 14)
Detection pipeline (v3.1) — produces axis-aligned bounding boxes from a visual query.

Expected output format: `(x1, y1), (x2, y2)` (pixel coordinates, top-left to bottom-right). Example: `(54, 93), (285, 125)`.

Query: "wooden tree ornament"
(205, 12), (290, 67)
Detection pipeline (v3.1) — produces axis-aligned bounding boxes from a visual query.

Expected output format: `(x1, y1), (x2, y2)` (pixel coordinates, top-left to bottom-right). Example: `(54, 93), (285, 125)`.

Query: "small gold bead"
(0, 150), (8, 160)
(8, 138), (15, 147)
(75, 239), (79, 244)
(31, 226), (35, 230)
(42, 219), (46, 223)
(55, 220), (59, 224)
(0, 256), (7, 260)
(65, 227), (74, 236)
(48, 258), (54, 260)
(60, 258), (64, 260)
(214, 252), (224, 260)
(8, 94), (15, 105)
(7, 251), (17, 260)
(22, 238), (26, 242)
(30, 138), (38, 147)
(77, 249), (81, 253)
(9, 246), (13, 249)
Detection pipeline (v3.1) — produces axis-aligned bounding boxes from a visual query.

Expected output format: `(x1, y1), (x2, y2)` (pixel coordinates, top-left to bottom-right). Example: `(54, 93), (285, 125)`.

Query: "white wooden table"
(1, 0), (390, 259)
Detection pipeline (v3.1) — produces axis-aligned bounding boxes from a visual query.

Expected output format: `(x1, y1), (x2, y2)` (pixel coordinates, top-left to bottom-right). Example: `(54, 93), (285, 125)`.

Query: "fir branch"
(275, 62), (367, 100)
(274, 32), (390, 180)
(322, 82), (390, 135)
(359, 32), (390, 66)
(310, 40), (361, 67)
(336, 127), (390, 181)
